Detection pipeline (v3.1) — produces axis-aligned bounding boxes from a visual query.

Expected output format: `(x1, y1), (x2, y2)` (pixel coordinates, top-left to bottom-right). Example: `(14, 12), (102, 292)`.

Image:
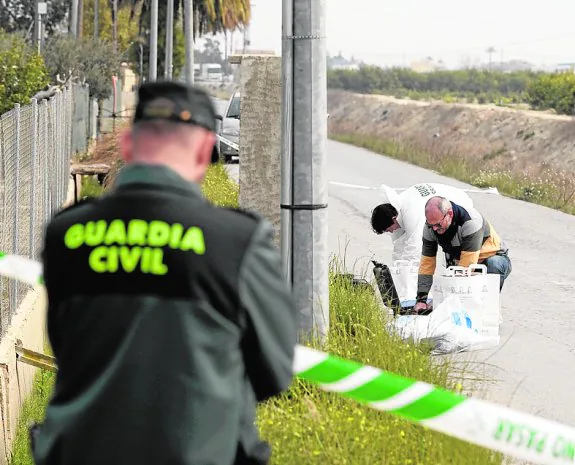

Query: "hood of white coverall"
(378, 183), (403, 213)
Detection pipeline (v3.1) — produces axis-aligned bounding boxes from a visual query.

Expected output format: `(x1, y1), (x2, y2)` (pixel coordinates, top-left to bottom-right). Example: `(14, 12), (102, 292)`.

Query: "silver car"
(216, 91), (240, 163)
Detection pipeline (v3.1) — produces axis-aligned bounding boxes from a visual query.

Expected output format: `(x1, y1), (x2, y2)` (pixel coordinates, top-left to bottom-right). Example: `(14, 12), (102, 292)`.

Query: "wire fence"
(0, 84), (92, 338)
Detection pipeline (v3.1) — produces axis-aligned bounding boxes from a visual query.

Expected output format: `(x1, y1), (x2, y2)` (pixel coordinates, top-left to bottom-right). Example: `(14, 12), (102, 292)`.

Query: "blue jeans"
(482, 253), (512, 291)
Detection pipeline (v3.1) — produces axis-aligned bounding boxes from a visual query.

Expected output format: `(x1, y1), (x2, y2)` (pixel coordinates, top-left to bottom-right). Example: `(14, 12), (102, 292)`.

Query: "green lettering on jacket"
(64, 219), (205, 275)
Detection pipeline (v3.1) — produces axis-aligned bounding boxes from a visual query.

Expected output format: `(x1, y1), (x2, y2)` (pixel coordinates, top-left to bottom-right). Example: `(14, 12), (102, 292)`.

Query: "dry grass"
(330, 131), (575, 216)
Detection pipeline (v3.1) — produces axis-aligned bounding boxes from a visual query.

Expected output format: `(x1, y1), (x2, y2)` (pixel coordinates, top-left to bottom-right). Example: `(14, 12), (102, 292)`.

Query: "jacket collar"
(112, 163), (204, 198)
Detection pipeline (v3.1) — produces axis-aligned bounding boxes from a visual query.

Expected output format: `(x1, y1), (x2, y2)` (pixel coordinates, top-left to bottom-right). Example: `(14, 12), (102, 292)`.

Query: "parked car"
(215, 90), (240, 163)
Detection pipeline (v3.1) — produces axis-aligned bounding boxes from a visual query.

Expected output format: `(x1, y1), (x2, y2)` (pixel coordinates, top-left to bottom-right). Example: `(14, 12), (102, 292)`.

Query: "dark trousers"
(482, 252), (512, 291)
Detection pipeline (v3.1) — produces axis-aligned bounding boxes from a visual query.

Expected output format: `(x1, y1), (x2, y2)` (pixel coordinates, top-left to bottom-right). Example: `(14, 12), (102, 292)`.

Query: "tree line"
(0, 0), (249, 115)
(327, 65), (575, 115)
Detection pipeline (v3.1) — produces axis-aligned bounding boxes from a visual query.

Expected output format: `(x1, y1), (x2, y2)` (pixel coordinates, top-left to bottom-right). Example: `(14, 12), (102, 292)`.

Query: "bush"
(525, 71), (575, 115)
(0, 30), (49, 114)
(327, 66), (575, 114)
(42, 35), (122, 101)
(327, 66), (541, 105)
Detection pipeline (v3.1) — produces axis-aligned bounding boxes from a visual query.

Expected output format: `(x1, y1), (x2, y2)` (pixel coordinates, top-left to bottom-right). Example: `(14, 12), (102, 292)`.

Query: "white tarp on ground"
(388, 265), (501, 355)
(389, 294), (500, 355)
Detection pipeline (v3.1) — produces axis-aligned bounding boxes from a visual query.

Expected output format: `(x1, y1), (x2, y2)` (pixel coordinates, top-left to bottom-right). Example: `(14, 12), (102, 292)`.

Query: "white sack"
(389, 294), (500, 355)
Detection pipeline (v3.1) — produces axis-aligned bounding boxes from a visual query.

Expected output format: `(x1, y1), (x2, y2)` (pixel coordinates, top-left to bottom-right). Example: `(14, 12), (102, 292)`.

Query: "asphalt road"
(218, 96), (575, 427)
(323, 140), (575, 426)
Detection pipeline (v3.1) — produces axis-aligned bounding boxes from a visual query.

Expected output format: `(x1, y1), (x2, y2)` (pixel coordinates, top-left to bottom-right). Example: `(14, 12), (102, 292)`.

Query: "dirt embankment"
(327, 89), (575, 175)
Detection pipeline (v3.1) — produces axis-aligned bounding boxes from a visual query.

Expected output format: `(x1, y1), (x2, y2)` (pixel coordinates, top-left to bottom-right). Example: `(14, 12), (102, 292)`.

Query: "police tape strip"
(329, 181), (500, 196)
(2, 251), (574, 465)
(216, 134), (239, 152)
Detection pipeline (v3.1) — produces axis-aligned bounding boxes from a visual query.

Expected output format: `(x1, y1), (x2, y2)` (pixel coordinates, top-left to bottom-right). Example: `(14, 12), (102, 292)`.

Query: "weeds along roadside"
(330, 132), (575, 216)
(10, 129), (502, 465)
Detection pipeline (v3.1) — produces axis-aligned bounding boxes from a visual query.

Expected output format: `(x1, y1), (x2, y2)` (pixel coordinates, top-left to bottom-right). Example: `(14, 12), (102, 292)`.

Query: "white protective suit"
(379, 182), (474, 266)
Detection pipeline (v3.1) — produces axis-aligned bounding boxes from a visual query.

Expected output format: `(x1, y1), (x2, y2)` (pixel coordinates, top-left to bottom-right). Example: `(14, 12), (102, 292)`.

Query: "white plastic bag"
(432, 264), (501, 339)
(389, 294), (499, 355)
(388, 259), (419, 302)
(388, 258), (445, 306)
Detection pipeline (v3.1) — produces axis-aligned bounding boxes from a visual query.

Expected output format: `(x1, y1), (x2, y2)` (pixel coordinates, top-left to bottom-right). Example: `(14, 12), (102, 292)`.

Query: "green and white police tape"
(2, 251), (574, 465)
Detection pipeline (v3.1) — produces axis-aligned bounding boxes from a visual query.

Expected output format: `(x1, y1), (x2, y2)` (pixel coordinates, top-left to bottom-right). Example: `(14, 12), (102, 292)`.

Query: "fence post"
(29, 99), (38, 260)
(57, 91), (64, 207)
(91, 98), (99, 140)
(0, 109), (5, 333)
(64, 88), (70, 203)
(117, 78), (123, 117)
(42, 99), (50, 224)
(85, 84), (91, 149)
(47, 95), (55, 219)
(12, 103), (20, 313)
(58, 90), (64, 206)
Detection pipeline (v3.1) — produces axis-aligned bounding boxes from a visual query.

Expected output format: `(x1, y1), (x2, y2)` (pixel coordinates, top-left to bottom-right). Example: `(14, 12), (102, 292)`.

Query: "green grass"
(331, 132), (575, 216)
(9, 160), (502, 465)
(10, 348), (55, 465)
(256, 258), (501, 465)
(81, 175), (105, 198)
(200, 162), (239, 207)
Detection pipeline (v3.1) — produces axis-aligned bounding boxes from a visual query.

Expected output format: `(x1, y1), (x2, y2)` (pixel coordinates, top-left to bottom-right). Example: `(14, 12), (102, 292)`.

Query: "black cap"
(133, 80), (220, 163)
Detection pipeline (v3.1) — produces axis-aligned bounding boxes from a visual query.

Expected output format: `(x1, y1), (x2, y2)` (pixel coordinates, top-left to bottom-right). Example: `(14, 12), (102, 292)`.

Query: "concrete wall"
(238, 56), (282, 247)
(0, 178), (75, 464)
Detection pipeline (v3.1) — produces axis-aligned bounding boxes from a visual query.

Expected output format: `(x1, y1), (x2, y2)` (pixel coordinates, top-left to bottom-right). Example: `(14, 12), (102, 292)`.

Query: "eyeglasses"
(426, 212), (448, 229)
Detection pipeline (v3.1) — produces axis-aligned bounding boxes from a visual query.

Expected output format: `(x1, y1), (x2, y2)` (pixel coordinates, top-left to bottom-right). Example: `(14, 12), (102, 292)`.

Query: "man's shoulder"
(422, 224), (436, 240)
(217, 206), (267, 228)
(455, 204), (485, 235)
(219, 205), (262, 220)
(49, 196), (100, 224)
(456, 203), (484, 222)
(220, 206), (277, 247)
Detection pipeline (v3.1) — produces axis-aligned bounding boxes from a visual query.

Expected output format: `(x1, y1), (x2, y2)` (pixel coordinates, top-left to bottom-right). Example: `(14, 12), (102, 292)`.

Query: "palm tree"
(77, 0), (250, 54)
(120, 0), (251, 38)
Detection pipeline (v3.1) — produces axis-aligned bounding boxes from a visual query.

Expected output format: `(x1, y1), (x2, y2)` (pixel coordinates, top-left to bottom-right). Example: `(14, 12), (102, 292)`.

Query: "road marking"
(329, 181), (500, 196)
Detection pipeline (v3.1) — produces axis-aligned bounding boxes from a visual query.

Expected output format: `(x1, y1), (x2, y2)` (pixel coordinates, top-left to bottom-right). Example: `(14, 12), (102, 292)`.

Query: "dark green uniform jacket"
(33, 164), (298, 465)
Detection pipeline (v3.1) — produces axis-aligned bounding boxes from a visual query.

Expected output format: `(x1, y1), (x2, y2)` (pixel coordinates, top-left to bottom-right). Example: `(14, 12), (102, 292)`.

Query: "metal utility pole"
(34, 1), (40, 51)
(70, 0), (79, 37)
(40, 17), (46, 51)
(183, 0), (194, 85)
(77, 0), (84, 37)
(281, 0), (329, 341)
(486, 46), (496, 71)
(242, 25), (249, 54)
(111, 0), (117, 53)
(94, 0), (99, 39)
(165, 0), (174, 78)
(242, 2), (254, 54)
(34, 1), (47, 53)
(149, 0), (158, 80)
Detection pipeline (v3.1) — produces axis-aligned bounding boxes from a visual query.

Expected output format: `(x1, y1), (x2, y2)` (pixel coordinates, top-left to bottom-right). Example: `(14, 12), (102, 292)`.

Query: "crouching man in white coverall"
(370, 183), (474, 266)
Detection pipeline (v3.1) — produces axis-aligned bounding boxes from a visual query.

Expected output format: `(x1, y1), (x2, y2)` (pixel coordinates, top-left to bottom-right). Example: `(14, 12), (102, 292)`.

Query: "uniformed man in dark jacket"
(32, 81), (298, 465)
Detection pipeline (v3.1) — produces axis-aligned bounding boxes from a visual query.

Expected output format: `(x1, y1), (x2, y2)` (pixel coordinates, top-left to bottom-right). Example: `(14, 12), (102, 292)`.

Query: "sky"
(197, 0), (575, 70)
